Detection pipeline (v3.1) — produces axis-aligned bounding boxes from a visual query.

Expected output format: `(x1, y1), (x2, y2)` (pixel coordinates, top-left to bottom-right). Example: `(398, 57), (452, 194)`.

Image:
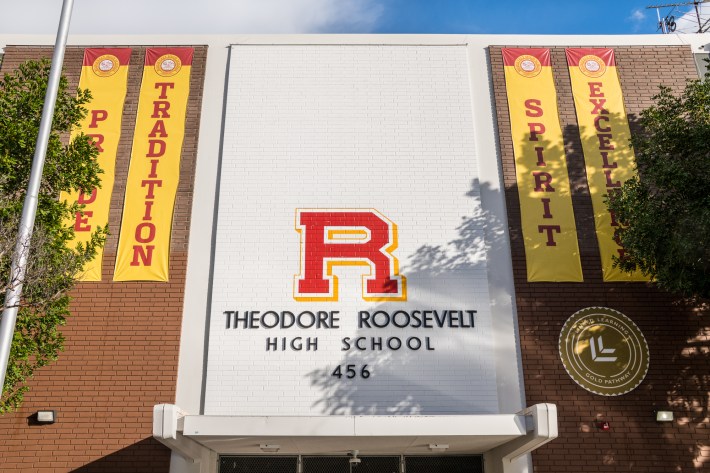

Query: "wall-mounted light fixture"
(34, 410), (56, 424)
(655, 411), (674, 422)
(428, 444), (449, 452)
(259, 444), (280, 453)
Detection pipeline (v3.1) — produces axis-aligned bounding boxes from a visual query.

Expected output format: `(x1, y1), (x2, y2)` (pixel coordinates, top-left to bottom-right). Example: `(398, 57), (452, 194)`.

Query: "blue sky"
(0, 0), (704, 36)
(374, 1), (656, 34)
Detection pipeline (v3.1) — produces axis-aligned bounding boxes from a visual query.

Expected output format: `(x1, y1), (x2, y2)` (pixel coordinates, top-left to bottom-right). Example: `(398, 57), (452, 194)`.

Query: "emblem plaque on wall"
(559, 307), (649, 396)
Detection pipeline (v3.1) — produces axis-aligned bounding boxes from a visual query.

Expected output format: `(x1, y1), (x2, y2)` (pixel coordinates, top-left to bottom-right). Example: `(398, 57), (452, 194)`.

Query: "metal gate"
(219, 455), (483, 473)
(220, 456), (298, 473)
(405, 456), (484, 473)
(303, 456), (399, 473)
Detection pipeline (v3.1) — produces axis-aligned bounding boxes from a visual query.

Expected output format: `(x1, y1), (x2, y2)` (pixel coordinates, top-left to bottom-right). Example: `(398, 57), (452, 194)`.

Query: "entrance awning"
(153, 403), (557, 472)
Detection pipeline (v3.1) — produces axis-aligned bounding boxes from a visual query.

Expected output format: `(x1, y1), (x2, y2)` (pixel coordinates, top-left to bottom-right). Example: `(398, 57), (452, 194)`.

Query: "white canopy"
(153, 403), (557, 473)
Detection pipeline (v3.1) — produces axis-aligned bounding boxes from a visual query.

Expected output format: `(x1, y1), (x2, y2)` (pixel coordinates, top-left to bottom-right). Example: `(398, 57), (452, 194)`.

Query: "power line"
(647, 1), (704, 8)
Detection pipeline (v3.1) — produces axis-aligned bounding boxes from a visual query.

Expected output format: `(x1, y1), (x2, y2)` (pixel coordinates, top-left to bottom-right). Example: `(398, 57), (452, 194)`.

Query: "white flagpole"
(0, 0), (75, 397)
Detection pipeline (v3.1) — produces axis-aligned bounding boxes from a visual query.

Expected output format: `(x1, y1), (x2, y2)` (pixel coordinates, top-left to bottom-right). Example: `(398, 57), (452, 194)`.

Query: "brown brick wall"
(490, 45), (709, 472)
(0, 45), (207, 472)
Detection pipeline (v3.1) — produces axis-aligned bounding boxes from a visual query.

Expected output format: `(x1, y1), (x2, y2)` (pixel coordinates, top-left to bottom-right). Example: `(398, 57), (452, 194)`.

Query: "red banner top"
(145, 47), (194, 67)
(83, 48), (132, 67)
(501, 48), (551, 67)
(565, 48), (616, 67)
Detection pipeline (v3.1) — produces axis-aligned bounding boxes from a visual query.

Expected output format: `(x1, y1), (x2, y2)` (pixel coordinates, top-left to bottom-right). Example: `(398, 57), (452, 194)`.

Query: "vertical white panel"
(205, 45), (499, 415)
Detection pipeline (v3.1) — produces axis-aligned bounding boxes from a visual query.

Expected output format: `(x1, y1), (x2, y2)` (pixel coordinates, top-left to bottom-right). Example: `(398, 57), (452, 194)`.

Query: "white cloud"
(626, 8), (646, 32)
(629, 8), (645, 23)
(0, 0), (384, 35)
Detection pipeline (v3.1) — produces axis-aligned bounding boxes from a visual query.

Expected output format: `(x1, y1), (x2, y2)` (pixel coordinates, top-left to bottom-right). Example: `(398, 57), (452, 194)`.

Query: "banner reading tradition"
(114, 48), (193, 281)
(61, 48), (131, 281)
(502, 48), (583, 281)
(566, 48), (647, 281)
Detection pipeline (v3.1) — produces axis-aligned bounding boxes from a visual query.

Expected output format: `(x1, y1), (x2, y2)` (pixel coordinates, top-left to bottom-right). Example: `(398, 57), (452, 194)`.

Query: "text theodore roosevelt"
(223, 309), (477, 352)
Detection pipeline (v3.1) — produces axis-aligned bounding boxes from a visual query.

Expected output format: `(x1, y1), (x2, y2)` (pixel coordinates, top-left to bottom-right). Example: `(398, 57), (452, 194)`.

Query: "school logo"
(155, 54), (182, 77)
(514, 54), (542, 78)
(294, 209), (406, 302)
(92, 54), (120, 77)
(578, 54), (607, 78)
(559, 307), (649, 396)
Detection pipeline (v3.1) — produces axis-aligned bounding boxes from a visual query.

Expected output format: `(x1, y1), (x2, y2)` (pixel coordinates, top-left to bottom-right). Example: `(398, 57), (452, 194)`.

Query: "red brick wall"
(490, 45), (709, 472)
(0, 45), (206, 472)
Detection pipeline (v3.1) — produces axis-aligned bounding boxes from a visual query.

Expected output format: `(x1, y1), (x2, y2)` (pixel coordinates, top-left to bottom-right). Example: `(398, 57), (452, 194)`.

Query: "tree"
(0, 59), (107, 412)
(607, 71), (710, 300)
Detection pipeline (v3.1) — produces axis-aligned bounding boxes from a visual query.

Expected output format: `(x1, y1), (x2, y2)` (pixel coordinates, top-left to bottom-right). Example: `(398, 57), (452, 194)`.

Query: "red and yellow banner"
(566, 48), (647, 281)
(502, 48), (583, 282)
(61, 48), (131, 281)
(114, 48), (193, 281)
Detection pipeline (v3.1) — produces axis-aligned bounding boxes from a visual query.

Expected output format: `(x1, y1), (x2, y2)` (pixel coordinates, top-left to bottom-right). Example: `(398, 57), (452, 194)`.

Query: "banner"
(61, 48), (131, 281)
(502, 48), (583, 282)
(114, 48), (193, 281)
(566, 48), (647, 281)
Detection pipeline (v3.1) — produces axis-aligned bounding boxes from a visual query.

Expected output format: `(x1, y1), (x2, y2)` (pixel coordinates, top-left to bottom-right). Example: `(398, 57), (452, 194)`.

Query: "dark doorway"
(406, 456), (484, 473)
(220, 455), (483, 473)
(220, 456), (298, 473)
(303, 456), (399, 473)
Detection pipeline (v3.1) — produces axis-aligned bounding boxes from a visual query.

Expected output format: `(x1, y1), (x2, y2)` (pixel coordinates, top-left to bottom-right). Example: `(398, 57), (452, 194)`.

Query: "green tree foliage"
(607, 72), (710, 300)
(0, 60), (107, 412)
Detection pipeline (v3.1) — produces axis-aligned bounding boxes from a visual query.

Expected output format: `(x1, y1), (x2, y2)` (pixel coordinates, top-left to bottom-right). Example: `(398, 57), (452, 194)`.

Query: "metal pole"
(0, 0), (74, 396)
(656, 8), (667, 33)
(693, 1), (703, 33)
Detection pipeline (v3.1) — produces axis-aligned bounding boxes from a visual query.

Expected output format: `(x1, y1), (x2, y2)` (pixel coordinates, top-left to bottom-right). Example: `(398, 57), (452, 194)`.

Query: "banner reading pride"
(114, 48), (193, 281)
(566, 48), (647, 282)
(61, 48), (131, 281)
(502, 48), (583, 282)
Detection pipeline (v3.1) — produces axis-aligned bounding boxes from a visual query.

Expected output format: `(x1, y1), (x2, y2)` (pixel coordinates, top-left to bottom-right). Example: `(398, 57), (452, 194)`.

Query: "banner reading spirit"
(61, 48), (131, 281)
(114, 48), (193, 281)
(566, 48), (647, 282)
(502, 48), (583, 281)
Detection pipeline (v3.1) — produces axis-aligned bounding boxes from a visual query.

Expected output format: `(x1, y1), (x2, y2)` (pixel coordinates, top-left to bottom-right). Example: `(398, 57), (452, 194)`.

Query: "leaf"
(0, 60), (106, 412)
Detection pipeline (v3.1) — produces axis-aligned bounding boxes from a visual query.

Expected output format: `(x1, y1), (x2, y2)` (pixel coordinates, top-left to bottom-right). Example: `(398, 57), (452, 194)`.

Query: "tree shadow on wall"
(665, 313), (710, 471)
(70, 438), (170, 473)
(564, 114), (710, 470)
(306, 179), (508, 416)
(509, 107), (710, 471)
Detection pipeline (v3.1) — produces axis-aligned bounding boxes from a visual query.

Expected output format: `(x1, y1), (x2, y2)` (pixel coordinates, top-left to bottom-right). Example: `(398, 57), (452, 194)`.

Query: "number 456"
(332, 364), (370, 379)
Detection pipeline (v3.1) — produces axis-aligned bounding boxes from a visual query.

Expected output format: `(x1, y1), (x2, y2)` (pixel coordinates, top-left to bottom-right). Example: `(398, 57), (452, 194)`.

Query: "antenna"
(647, 1), (710, 33)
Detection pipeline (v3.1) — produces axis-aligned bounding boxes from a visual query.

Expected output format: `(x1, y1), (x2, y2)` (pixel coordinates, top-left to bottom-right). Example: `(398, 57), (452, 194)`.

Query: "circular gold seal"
(514, 54), (542, 78)
(578, 54), (607, 78)
(559, 307), (649, 396)
(92, 54), (120, 77)
(155, 54), (182, 77)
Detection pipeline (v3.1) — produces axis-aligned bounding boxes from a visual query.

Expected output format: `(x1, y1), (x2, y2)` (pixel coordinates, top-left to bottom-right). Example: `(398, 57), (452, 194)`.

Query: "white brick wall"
(204, 44), (501, 415)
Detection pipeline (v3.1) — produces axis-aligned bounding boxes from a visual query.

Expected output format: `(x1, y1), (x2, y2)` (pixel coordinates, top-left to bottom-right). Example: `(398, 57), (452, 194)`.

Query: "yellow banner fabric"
(61, 48), (131, 281)
(114, 48), (193, 281)
(566, 48), (647, 281)
(502, 48), (583, 282)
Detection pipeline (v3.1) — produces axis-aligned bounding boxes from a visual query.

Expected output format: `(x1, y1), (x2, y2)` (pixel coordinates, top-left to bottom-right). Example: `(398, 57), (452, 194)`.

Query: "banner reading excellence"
(502, 48), (583, 282)
(61, 48), (131, 281)
(114, 48), (193, 281)
(566, 48), (647, 282)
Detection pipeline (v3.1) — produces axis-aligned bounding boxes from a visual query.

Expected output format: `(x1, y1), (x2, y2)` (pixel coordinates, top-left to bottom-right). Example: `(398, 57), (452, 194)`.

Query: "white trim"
(466, 35), (526, 417)
(2, 33), (710, 50)
(174, 38), (229, 417)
